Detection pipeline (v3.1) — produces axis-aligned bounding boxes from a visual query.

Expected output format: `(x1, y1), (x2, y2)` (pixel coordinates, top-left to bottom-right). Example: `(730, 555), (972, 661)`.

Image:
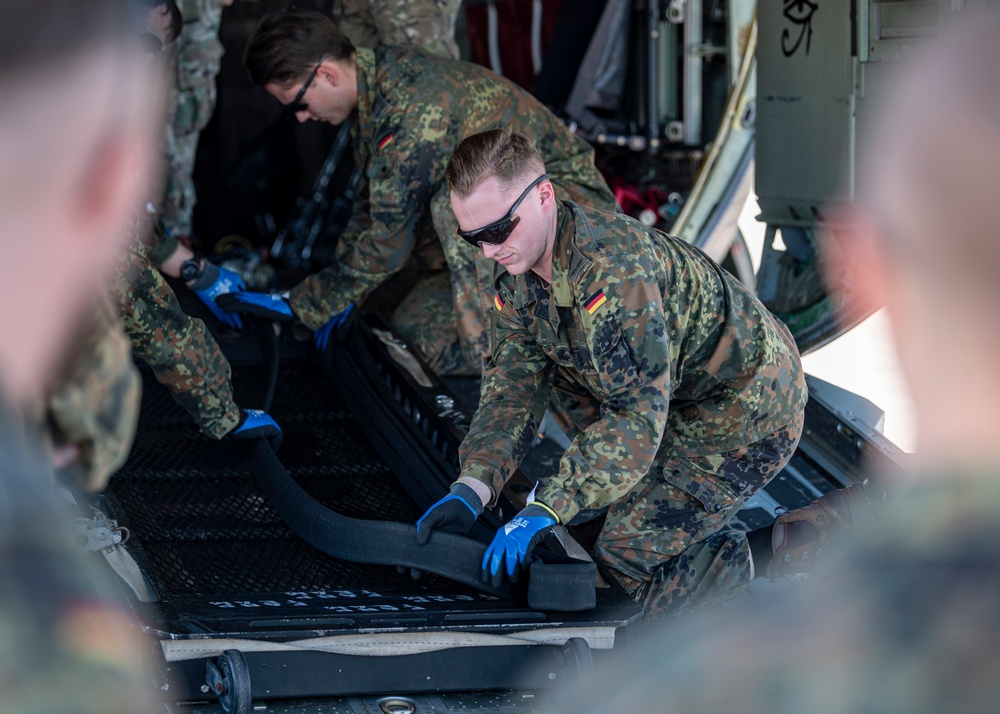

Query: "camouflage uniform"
(160, 0), (226, 240)
(111, 232), (240, 439)
(336, 0), (462, 59)
(552, 472), (1000, 713)
(0, 403), (149, 714)
(288, 45), (615, 374)
(459, 202), (808, 618)
(43, 295), (141, 492)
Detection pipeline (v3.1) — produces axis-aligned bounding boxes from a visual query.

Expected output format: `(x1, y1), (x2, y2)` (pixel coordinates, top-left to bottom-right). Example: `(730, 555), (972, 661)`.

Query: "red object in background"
(609, 176), (674, 227)
(464, 0), (564, 90)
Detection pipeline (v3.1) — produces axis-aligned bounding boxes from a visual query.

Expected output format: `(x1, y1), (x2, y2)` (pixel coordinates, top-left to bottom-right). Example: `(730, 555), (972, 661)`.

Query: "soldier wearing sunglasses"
(415, 129), (809, 618)
(222, 9), (614, 376)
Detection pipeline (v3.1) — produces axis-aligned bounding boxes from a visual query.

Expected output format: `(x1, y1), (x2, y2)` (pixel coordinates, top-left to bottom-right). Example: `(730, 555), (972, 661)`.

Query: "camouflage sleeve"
(538, 255), (674, 523)
(287, 134), (440, 330)
(458, 295), (554, 504)
(144, 225), (181, 269)
(45, 295), (140, 492)
(111, 241), (241, 439)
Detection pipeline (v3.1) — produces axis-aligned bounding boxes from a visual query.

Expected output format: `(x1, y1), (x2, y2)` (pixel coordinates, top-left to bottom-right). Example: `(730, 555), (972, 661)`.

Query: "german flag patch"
(377, 132), (394, 150)
(494, 293), (505, 312)
(584, 290), (607, 314)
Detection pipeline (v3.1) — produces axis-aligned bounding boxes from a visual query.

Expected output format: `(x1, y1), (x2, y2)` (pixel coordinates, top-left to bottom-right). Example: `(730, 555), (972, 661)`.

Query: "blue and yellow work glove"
(482, 501), (559, 588)
(216, 291), (294, 322)
(189, 262), (246, 330)
(230, 409), (283, 450)
(313, 303), (355, 352)
(416, 481), (484, 545)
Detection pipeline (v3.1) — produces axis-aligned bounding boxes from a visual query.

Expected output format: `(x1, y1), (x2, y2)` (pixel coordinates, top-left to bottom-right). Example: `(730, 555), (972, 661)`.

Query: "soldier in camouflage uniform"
(159, 0), (231, 242)
(335, 0), (462, 59)
(111, 223), (281, 442)
(552, 12), (1000, 712)
(226, 9), (614, 375)
(415, 129), (808, 617)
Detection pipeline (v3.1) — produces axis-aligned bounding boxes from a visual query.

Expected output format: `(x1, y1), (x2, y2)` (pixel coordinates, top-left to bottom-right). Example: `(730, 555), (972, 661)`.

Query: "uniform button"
(541, 298), (549, 306)
(715, 504), (723, 512)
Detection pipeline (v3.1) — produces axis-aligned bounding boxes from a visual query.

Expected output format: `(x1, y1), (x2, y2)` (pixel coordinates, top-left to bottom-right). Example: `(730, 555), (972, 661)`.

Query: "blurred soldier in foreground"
(0, 0), (162, 710)
(225, 9), (614, 375)
(415, 128), (809, 617)
(553, 9), (1000, 712)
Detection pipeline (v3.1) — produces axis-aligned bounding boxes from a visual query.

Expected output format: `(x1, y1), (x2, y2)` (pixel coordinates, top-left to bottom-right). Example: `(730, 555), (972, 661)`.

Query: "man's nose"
(482, 242), (501, 259)
(295, 110), (310, 123)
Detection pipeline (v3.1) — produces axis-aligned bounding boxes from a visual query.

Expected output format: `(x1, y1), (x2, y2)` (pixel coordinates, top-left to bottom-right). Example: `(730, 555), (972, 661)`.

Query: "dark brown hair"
(244, 8), (355, 87)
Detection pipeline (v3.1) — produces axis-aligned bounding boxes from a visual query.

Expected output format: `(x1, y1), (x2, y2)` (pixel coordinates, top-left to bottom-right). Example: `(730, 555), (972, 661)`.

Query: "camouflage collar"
(549, 201), (577, 308)
(353, 47), (378, 143)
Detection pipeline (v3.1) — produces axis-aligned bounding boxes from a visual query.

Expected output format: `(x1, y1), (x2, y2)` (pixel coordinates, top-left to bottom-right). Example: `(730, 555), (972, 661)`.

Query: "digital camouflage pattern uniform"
(459, 202), (808, 618)
(160, 0), (226, 241)
(553, 471), (1000, 713)
(42, 295), (141, 492)
(337, 0), (462, 59)
(111, 230), (240, 439)
(0, 402), (149, 714)
(288, 45), (615, 375)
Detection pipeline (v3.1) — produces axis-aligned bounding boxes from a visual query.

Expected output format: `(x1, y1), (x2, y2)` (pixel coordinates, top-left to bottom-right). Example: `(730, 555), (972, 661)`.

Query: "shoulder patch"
(494, 293), (505, 312)
(584, 289), (607, 315)
(377, 132), (394, 150)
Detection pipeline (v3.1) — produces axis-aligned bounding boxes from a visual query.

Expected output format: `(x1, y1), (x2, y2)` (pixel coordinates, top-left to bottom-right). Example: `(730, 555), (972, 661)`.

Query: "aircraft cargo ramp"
(94, 314), (902, 713)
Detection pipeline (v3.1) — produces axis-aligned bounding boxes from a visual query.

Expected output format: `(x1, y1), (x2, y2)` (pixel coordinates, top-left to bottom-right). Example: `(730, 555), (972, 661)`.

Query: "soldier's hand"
(481, 502), (558, 588)
(230, 409), (283, 450)
(313, 303), (355, 352)
(216, 291), (294, 322)
(416, 482), (483, 545)
(189, 263), (246, 329)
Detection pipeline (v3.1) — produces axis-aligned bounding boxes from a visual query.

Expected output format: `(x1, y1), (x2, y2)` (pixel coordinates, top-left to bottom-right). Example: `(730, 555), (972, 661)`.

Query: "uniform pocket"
(591, 318), (640, 391)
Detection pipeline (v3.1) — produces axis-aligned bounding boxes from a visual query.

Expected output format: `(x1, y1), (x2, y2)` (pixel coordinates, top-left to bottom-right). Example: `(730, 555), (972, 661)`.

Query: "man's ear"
(71, 129), (158, 259)
(537, 178), (556, 208)
(317, 60), (339, 87)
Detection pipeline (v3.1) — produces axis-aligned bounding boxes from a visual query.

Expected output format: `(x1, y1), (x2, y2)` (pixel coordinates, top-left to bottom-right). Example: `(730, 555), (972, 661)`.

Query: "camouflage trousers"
(160, 124), (199, 240)
(602, 413), (803, 620)
(111, 241), (240, 438)
(389, 268), (478, 377)
(551, 377), (805, 620)
(336, 0), (461, 59)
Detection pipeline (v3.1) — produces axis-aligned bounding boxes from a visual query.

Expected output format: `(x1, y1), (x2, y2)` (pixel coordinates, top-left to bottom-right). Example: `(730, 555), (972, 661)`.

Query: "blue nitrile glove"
(482, 502), (559, 587)
(215, 291), (294, 322)
(230, 409), (282, 450)
(416, 481), (484, 545)
(313, 303), (355, 352)
(189, 262), (246, 329)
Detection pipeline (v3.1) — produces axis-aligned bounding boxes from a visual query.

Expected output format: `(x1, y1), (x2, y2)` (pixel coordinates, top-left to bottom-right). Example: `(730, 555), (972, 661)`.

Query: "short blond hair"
(446, 128), (547, 198)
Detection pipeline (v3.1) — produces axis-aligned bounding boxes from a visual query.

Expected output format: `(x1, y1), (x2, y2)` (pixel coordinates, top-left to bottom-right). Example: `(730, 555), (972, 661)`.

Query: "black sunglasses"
(457, 173), (551, 248)
(286, 54), (326, 114)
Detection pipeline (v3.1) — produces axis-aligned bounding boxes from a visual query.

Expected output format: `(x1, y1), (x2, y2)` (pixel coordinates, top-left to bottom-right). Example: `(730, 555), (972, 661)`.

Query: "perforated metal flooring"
(107, 363), (477, 600)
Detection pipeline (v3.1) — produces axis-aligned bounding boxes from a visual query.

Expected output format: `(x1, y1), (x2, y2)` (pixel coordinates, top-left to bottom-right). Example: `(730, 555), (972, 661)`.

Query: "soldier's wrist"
(455, 476), (490, 509)
(449, 481), (485, 515)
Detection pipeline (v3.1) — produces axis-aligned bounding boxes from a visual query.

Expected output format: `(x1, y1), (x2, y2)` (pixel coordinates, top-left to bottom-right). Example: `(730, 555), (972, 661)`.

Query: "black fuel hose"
(244, 316), (596, 610)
